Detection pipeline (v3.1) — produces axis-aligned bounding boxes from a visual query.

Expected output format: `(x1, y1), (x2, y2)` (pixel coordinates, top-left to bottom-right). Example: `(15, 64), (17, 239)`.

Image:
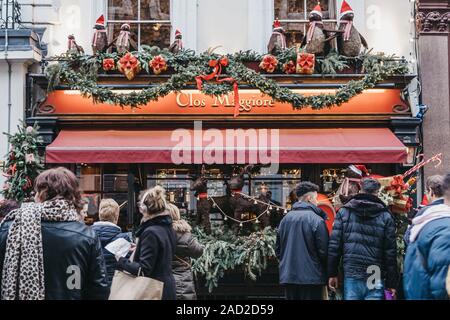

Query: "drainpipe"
(4, 28), (12, 154)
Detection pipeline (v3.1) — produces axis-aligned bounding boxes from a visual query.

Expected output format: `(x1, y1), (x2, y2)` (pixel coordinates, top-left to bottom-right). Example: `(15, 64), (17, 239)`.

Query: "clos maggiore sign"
(41, 89), (406, 116)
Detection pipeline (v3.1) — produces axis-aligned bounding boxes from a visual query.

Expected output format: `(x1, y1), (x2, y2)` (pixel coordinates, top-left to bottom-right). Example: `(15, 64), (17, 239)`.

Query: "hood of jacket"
(343, 193), (387, 218)
(136, 213), (172, 237)
(92, 221), (123, 245)
(292, 201), (328, 220)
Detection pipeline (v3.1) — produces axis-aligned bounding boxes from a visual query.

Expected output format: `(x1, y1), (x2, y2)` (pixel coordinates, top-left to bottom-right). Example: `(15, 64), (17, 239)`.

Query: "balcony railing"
(0, 0), (22, 29)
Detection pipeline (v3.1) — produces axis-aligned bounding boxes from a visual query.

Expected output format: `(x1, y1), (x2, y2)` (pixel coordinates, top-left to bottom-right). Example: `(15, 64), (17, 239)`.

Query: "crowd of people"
(0, 166), (450, 300)
(277, 175), (450, 300)
(0, 167), (203, 300)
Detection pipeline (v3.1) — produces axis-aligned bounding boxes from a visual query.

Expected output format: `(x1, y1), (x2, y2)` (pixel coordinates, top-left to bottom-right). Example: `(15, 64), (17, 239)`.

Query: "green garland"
(45, 47), (409, 110)
(1, 122), (44, 202)
(192, 226), (277, 293)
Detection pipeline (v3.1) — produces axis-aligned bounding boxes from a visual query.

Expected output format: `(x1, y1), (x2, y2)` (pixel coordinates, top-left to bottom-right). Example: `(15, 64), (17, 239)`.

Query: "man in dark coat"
(403, 173), (450, 300)
(328, 178), (398, 300)
(276, 181), (329, 300)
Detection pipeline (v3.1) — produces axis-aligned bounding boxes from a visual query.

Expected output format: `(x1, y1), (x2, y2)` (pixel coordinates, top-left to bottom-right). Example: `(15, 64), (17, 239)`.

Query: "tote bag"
(109, 238), (164, 300)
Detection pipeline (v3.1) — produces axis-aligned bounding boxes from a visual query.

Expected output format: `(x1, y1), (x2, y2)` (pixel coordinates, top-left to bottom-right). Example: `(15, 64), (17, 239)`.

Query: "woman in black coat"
(117, 186), (177, 300)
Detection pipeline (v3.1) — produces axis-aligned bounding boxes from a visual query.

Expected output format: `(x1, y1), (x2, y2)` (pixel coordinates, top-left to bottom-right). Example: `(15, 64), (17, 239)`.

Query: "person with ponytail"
(116, 186), (177, 300)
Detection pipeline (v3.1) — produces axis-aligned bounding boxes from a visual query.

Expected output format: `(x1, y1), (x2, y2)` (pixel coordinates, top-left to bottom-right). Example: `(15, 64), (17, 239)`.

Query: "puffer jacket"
(172, 222), (204, 300)
(327, 193), (398, 288)
(0, 206), (109, 300)
(403, 204), (450, 299)
(276, 201), (329, 285)
(91, 221), (133, 286)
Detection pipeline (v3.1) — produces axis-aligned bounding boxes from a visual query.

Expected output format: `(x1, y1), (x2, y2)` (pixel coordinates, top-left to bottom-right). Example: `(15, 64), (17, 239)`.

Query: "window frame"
(106, 0), (172, 50)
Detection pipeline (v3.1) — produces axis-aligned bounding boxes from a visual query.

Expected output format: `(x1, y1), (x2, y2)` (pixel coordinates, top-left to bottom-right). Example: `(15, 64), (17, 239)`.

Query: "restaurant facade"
(1, 0), (429, 298)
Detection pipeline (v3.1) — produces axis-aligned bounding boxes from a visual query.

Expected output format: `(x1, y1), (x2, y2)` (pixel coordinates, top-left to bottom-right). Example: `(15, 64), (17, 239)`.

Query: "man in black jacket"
(328, 178), (398, 300)
(276, 181), (329, 300)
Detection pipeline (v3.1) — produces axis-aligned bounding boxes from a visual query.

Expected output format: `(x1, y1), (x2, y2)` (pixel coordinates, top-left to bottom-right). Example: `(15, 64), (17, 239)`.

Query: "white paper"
(105, 238), (132, 257)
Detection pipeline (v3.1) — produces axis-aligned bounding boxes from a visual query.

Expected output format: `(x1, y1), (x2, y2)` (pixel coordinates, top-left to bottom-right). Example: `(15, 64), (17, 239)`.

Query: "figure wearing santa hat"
(267, 19), (287, 55)
(113, 23), (137, 54)
(92, 15), (108, 54)
(336, 0), (368, 57)
(300, 3), (331, 56)
(169, 29), (183, 54)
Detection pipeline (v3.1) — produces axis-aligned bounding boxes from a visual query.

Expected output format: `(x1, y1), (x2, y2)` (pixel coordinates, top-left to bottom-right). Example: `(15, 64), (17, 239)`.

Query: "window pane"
(107, 23), (139, 52)
(140, 0), (170, 21)
(140, 23), (171, 49)
(108, 0), (138, 21)
(275, 0), (306, 20)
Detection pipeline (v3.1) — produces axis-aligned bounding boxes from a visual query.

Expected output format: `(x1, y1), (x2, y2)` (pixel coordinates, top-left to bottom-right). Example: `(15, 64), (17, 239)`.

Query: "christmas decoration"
(301, 3), (330, 56)
(45, 49), (408, 111)
(115, 23), (137, 54)
(337, 0), (368, 57)
(1, 122), (44, 203)
(283, 60), (296, 74)
(267, 19), (287, 55)
(102, 58), (115, 71)
(259, 54), (278, 73)
(67, 35), (84, 55)
(117, 52), (141, 80)
(169, 29), (183, 54)
(296, 51), (315, 75)
(92, 15), (108, 54)
(192, 226), (277, 292)
(149, 55), (168, 74)
(195, 56), (240, 117)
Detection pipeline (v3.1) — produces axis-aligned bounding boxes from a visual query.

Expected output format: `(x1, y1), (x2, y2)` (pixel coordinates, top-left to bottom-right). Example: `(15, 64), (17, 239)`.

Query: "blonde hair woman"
(92, 199), (132, 286)
(116, 186), (177, 300)
(167, 203), (204, 300)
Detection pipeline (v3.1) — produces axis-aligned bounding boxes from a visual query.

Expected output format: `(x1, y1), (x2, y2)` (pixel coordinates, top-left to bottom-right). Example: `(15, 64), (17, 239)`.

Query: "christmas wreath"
(45, 47), (409, 111)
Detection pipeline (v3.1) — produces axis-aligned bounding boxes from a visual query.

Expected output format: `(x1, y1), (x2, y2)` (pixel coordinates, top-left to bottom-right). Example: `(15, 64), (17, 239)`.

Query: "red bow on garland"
(195, 57), (240, 118)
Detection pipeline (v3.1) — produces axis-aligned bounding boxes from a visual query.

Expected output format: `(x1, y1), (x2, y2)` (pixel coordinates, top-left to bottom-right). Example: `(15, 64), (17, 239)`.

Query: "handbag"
(109, 238), (164, 300)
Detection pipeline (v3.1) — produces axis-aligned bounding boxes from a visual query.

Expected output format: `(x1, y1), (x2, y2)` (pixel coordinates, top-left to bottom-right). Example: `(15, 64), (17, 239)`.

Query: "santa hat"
(175, 29), (181, 37)
(273, 19), (283, 30)
(340, 0), (354, 19)
(355, 164), (370, 176)
(310, 3), (323, 18)
(95, 15), (104, 27)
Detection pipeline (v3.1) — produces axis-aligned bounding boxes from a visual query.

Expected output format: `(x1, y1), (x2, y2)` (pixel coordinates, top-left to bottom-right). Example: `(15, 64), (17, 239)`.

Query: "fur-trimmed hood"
(172, 219), (192, 233)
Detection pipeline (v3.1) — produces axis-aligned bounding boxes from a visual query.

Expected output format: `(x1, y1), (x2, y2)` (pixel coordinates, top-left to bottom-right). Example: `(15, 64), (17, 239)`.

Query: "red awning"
(46, 128), (407, 164)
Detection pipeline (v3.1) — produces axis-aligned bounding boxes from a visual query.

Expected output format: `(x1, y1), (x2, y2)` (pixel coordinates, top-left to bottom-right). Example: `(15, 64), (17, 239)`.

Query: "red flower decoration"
(297, 53), (315, 74)
(283, 60), (296, 74)
(259, 55), (278, 73)
(102, 58), (115, 71)
(117, 53), (141, 80)
(150, 55), (168, 75)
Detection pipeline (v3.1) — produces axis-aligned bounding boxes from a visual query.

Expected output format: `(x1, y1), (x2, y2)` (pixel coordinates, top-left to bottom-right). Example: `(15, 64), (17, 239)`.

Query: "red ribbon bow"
(195, 56), (240, 118)
(299, 54), (315, 69)
(387, 175), (408, 196)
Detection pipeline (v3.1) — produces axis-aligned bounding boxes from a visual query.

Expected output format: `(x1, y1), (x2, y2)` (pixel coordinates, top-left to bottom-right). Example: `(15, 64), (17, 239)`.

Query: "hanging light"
(224, 216), (228, 221)
(269, 205), (273, 210)
(239, 222), (243, 228)
(254, 199), (258, 205)
(255, 219), (260, 224)
(284, 209), (288, 214)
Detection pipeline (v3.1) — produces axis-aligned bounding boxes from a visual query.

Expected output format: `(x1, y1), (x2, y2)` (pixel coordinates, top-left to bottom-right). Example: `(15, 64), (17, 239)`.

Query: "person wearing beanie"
(167, 203), (204, 300)
(276, 181), (329, 300)
(116, 186), (177, 300)
(328, 178), (398, 300)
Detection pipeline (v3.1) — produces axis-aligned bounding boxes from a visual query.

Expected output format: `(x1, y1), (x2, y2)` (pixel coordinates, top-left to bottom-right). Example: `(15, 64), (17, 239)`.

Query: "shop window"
(107, 0), (171, 50)
(274, 0), (337, 48)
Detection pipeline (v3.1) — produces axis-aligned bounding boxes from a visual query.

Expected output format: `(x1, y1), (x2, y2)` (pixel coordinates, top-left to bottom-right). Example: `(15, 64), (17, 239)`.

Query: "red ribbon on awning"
(195, 56), (240, 118)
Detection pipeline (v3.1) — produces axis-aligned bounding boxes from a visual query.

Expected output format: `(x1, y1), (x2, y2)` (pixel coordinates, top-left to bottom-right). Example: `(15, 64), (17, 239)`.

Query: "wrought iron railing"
(0, 0), (22, 29)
